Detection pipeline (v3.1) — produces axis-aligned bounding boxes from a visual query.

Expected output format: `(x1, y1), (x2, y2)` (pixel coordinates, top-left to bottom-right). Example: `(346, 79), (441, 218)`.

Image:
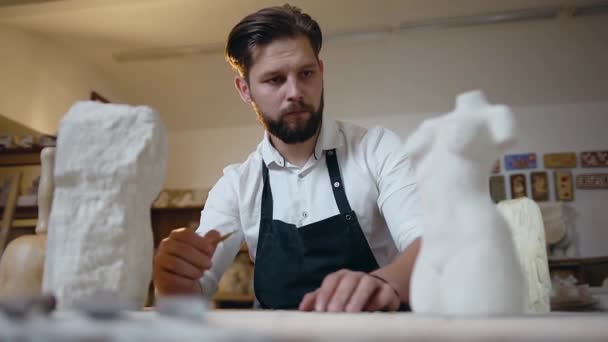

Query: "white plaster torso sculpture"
(405, 91), (527, 315)
(43, 101), (167, 309)
(0, 147), (55, 297)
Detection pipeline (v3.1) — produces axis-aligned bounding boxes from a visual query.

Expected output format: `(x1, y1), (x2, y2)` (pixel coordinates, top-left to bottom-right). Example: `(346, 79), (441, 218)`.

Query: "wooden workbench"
(2, 309), (606, 341)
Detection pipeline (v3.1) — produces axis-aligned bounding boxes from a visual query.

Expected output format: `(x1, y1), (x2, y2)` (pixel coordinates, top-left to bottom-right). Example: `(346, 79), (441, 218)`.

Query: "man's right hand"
(153, 228), (221, 296)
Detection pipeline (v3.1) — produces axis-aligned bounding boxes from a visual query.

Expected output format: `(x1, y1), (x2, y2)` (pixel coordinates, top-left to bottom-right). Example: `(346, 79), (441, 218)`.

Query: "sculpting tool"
(216, 230), (236, 243)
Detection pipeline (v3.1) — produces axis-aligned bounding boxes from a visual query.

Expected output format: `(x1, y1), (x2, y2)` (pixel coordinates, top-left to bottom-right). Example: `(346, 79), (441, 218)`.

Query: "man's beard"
(254, 93), (324, 144)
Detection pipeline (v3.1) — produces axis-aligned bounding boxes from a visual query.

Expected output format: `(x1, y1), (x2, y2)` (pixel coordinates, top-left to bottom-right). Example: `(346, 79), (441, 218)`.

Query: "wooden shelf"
(2, 206), (204, 220)
(0, 205), (38, 220)
(549, 256), (608, 266)
(0, 147), (43, 166)
(549, 256), (608, 286)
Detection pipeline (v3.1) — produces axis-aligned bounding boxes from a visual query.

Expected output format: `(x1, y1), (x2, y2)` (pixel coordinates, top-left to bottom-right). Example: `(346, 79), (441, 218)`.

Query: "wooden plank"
(0, 172), (21, 256)
(0, 206), (38, 220)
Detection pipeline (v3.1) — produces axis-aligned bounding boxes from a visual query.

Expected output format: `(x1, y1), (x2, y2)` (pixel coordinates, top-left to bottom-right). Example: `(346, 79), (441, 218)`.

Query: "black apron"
(253, 149), (381, 309)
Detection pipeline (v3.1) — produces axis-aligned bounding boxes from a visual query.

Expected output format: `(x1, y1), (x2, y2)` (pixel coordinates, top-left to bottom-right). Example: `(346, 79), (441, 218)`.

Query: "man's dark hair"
(225, 4), (322, 79)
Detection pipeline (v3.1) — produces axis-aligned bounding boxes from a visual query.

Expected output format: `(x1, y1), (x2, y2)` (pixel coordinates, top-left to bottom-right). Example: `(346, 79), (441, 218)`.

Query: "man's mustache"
(281, 101), (315, 116)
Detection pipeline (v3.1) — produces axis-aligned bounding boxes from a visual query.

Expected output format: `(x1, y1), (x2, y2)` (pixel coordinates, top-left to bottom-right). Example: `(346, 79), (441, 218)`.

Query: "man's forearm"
(371, 237), (421, 303)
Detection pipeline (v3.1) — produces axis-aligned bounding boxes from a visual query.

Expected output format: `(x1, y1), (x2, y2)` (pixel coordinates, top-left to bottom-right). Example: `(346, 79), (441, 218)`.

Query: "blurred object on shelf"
(14, 135), (35, 149)
(152, 188), (208, 208)
(538, 202), (578, 258)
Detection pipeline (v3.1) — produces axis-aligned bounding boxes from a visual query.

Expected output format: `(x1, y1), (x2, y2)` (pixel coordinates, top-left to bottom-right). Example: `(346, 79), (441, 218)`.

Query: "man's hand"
(153, 228), (221, 296)
(298, 269), (400, 312)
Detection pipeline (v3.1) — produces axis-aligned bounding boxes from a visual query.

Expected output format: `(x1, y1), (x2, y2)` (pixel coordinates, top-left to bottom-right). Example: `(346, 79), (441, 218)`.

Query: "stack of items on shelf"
(0, 134), (56, 151)
(152, 189), (208, 209)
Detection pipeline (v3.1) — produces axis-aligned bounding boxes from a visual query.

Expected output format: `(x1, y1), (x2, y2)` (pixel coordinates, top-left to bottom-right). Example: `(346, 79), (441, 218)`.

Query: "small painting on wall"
(510, 174), (527, 199)
(492, 160), (500, 174)
(489, 175), (506, 203)
(576, 174), (608, 189)
(581, 151), (608, 167)
(530, 172), (549, 201)
(554, 171), (574, 201)
(543, 153), (577, 168)
(505, 153), (537, 170)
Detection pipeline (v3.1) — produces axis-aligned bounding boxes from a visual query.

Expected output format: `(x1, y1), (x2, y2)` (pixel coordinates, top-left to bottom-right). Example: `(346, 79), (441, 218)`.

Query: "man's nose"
(285, 77), (304, 102)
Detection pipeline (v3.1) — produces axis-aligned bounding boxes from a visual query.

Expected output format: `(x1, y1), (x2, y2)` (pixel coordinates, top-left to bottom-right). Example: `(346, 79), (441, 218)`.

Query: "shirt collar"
(313, 116), (342, 160)
(261, 115), (343, 167)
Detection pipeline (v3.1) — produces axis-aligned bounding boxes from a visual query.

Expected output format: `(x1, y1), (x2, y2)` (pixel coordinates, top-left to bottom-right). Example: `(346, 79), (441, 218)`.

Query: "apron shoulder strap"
(261, 162), (273, 220)
(325, 149), (353, 214)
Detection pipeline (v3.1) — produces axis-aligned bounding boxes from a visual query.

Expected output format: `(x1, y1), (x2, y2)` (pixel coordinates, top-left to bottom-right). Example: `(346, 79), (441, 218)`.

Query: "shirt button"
(334, 181), (340, 188)
(302, 211), (308, 218)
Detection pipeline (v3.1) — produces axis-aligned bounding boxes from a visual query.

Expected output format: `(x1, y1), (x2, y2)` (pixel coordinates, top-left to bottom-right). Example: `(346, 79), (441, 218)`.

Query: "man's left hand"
(298, 269), (400, 312)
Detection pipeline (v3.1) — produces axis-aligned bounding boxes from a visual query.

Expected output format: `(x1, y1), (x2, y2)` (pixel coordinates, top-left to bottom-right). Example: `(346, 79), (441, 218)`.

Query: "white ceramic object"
(35, 147), (56, 234)
(0, 148), (55, 297)
(497, 198), (551, 313)
(405, 90), (527, 315)
(42, 101), (167, 309)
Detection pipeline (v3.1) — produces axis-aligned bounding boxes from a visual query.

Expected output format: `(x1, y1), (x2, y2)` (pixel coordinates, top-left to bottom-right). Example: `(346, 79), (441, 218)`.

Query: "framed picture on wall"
(489, 175), (506, 203)
(530, 172), (549, 201)
(554, 171), (574, 201)
(581, 151), (608, 167)
(576, 173), (608, 189)
(505, 153), (537, 170)
(510, 174), (527, 199)
(543, 152), (577, 168)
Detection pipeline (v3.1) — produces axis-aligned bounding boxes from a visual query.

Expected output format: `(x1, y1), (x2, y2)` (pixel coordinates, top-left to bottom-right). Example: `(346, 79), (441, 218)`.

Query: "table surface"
(2, 309), (607, 341)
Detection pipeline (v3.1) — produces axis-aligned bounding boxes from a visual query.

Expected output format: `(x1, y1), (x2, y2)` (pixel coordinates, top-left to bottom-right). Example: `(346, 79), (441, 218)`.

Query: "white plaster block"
(497, 198), (551, 313)
(43, 101), (167, 309)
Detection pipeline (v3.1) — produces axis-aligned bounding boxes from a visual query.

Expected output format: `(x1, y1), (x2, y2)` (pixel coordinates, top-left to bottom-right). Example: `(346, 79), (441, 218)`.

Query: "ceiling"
(0, 0), (605, 130)
(0, 0), (596, 64)
(0, 114), (41, 136)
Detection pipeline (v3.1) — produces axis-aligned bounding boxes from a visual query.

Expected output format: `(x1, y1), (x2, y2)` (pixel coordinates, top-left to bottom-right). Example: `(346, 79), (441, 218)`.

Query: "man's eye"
(301, 70), (314, 78)
(267, 77), (283, 84)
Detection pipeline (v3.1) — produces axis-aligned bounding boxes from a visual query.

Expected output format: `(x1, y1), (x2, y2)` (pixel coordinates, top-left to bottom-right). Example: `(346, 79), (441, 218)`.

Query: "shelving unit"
(0, 147), (43, 166)
(549, 256), (608, 286)
(1, 148), (43, 244)
(2, 148), (254, 308)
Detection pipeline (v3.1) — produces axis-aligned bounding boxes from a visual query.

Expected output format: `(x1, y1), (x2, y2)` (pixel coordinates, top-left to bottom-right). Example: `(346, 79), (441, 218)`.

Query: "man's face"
(237, 35), (324, 144)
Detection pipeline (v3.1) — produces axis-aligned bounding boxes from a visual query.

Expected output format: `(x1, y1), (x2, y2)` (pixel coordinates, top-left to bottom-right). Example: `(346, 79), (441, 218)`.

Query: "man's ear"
(318, 59), (324, 74)
(234, 76), (252, 104)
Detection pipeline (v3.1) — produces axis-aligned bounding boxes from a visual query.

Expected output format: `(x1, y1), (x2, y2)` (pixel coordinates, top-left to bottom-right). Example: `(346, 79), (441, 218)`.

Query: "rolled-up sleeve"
(366, 127), (423, 252)
(195, 165), (243, 299)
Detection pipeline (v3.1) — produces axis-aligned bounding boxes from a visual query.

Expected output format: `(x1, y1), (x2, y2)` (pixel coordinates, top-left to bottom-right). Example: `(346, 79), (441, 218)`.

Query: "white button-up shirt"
(196, 117), (422, 297)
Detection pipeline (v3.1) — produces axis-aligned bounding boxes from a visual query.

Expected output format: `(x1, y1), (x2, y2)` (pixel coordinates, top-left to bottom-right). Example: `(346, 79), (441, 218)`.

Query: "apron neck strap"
(261, 162), (273, 220)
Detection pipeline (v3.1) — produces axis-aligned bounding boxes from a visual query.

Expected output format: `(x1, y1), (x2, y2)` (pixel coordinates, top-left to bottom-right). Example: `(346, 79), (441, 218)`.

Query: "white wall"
(167, 101), (608, 257)
(101, 14), (608, 131)
(0, 25), (124, 134)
